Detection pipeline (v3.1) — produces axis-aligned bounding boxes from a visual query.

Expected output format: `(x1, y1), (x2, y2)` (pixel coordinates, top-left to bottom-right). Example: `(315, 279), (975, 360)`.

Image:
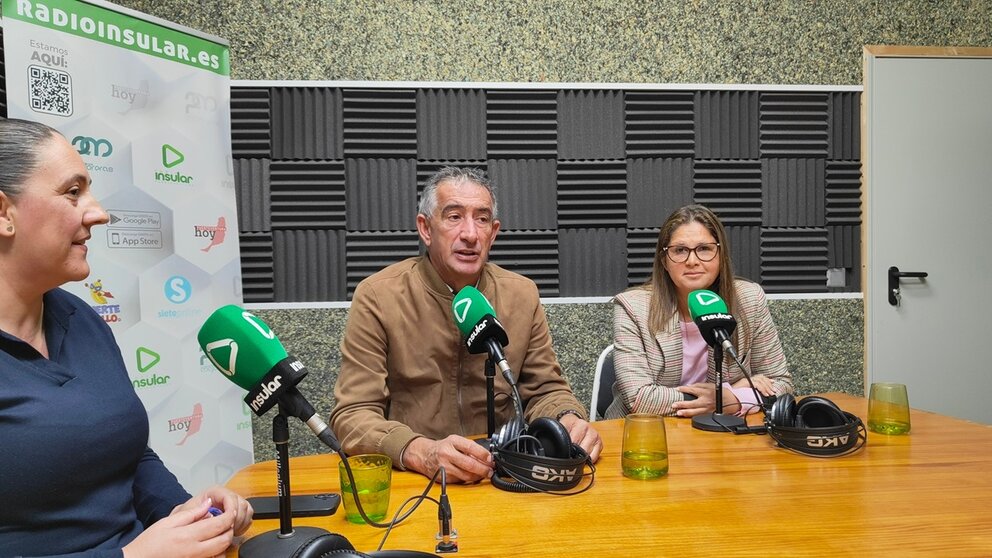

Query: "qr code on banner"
(28, 65), (73, 117)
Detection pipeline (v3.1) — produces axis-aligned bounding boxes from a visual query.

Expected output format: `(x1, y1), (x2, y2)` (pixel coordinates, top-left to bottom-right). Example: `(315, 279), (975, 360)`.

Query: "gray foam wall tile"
(761, 158), (826, 226)
(760, 227), (829, 293)
(693, 159), (763, 225)
(488, 230), (560, 296)
(759, 92), (829, 157)
(557, 90), (624, 160)
(626, 228), (661, 287)
(695, 91), (759, 159)
(486, 90), (557, 158)
(828, 92), (860, 160)
(273, 229), (347, 301)
(269, 160), (345, 229)
(625, 91), (695, 157)
(233, 158), (270, 232)
(271, 87), (342, 160)
(827, 225), (859, 269)
(557, 159), (627, 228)
(342, 88), (417, 157)
(488, 158), (557, 230)
(559, 228), (628, 296)
(417, 89), (486, 160)
(239, 232), (274, 302)
(828, 224), (861, 291)
(627, 157), (693, 228)
(726, 225), (761, 283)
(345, 158), (417, 231)
(230, 87), (271, 158)
(825, 160), (862, 224)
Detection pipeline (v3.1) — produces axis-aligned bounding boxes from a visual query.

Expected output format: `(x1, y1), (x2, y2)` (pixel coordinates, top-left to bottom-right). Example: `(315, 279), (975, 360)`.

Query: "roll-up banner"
(2, 0), (252, 492)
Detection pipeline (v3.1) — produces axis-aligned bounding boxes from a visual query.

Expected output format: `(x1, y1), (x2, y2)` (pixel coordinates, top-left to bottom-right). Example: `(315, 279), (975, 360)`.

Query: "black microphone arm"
(716, 333), (777, 429)
(712, 328), (740, 363)
(485, 337), (524, 420)
(277, 385), (341, 452)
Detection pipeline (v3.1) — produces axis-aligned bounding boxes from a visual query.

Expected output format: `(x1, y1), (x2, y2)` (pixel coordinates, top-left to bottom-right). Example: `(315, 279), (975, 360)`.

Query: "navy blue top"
(0, 289), (191, 558)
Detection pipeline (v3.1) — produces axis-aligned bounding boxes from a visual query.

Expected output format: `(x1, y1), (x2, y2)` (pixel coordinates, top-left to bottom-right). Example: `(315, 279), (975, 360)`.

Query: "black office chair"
(589, 344), (615, 421)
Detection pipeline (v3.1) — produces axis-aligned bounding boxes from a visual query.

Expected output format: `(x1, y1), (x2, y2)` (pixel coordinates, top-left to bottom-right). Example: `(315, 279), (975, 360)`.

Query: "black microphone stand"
(238, 408), (330, 557)
(691, 344), (746, 432)
(485, 357), (496, 438)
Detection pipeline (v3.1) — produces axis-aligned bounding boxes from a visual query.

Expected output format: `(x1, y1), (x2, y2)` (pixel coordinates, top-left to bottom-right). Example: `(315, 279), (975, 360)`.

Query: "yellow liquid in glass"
(622, 450), (668, 479)
(868, 419), (910, 435)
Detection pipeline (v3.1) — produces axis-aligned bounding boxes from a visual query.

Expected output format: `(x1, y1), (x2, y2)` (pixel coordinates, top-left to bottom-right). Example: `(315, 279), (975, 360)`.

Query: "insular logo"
(155, 144), (193, 184)
(133, 346), (171, 389)
(85, 278), (122, 324)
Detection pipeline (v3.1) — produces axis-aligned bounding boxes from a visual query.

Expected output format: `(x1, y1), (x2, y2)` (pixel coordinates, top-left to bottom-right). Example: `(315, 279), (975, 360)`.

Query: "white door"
(864, 47), (992, 425)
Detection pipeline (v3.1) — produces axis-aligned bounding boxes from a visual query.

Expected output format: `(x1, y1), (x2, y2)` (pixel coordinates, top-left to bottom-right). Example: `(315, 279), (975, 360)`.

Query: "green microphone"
(452, 286), (510, 358)
(198, 305), (340, 450)
(687, 289), (738, 358)
(687, 290), (745, 432)
(197, 304), (288, 390)
(197, 305), (315, 421)
(451, 286), (523, 421)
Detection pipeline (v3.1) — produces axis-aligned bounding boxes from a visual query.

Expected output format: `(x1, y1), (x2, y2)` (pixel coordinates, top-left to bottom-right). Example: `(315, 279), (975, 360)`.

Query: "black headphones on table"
(289, 532), (436, 558)
(764, 394), (866, 457)
(488, 416), (593, 493)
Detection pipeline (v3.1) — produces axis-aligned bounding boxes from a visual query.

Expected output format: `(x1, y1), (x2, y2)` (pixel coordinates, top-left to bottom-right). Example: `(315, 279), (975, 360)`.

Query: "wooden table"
(225, 394), (992, 557)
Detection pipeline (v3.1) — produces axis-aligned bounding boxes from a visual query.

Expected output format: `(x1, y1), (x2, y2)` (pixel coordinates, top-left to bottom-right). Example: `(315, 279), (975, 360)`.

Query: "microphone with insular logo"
(451, 286), (513, 381)
(196, 304), (339, 451)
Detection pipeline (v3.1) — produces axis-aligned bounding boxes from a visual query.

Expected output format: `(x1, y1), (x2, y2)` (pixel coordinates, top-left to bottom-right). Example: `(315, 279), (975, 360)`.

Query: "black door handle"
(888, 266), (929, 306)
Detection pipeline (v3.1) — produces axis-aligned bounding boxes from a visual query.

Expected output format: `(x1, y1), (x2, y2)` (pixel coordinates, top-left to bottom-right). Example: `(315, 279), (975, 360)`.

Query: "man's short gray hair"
(417, 166), (498, 219)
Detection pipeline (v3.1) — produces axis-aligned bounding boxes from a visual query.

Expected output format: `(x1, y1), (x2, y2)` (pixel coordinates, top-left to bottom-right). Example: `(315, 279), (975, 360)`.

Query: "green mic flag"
(452, 286), (496, 337)
(196, 304), (288, 390)
(687, 289), (729, 321)
(452, 286), (509, 355)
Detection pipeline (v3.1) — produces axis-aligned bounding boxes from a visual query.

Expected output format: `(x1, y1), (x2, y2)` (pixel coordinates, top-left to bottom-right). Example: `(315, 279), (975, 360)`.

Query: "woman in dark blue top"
(0, 118), (252, 558)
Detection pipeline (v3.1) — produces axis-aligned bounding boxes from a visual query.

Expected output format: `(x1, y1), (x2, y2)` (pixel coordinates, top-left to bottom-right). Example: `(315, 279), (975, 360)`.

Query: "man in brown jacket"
(330, 166), (602, 483)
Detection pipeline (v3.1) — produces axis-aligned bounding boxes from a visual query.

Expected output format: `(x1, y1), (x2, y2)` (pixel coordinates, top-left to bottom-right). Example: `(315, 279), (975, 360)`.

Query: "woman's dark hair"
(0, 118), (64, 197)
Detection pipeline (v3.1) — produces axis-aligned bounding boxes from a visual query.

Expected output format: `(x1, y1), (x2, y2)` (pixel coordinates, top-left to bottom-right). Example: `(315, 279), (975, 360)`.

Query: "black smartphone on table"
(248, 493), (340, 519)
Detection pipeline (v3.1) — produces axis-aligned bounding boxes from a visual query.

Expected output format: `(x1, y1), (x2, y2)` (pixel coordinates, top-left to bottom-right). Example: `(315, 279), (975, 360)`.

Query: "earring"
(5, 225), (11, 233)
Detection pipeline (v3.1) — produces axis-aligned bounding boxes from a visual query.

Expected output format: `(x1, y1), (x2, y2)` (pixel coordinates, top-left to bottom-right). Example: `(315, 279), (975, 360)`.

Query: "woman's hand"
(122, 498), (234, 558)
(673, 383), (741, 416)
(733, 374), (776, 397)
(173, 486), (253, 536)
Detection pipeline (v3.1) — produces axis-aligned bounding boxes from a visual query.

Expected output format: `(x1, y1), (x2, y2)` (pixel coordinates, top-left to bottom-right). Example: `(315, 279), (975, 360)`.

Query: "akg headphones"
(290, 532), (437, 558)
(765, 394), (866, 457)
(489, 416), (593, 493)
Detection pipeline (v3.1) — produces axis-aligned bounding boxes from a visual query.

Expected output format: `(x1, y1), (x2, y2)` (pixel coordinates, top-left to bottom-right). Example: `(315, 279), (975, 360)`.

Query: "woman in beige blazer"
(605, 205), (793, 419)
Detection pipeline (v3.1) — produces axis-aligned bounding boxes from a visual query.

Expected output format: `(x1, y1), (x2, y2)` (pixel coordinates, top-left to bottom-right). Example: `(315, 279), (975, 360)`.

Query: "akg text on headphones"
(489, 416), (594, 493)
(765, 394), (866, 457)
